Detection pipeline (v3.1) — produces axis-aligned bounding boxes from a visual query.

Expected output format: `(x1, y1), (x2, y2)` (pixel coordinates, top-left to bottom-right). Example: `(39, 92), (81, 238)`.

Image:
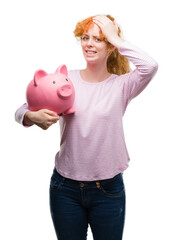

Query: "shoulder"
(67, 69), (79, 76)
(67, 69), (80, 82)
(109, 72), (132, 87)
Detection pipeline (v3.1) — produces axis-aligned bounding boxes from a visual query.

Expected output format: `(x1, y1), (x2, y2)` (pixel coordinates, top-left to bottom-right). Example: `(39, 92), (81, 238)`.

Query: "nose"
(57, 84), (72, 99)
(87, 38), (94, 47)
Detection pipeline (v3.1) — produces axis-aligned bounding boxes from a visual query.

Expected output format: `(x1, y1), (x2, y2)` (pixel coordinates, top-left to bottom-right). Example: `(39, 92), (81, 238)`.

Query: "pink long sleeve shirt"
(15, 40), (158, 181)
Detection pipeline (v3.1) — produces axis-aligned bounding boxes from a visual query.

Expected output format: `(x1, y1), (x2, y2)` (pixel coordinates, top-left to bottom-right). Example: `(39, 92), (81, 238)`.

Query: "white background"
(1, 0), (173, 239)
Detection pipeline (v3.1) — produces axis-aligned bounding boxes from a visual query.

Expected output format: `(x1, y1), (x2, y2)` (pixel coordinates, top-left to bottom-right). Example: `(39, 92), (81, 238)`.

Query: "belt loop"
(96, 181), (100, 189)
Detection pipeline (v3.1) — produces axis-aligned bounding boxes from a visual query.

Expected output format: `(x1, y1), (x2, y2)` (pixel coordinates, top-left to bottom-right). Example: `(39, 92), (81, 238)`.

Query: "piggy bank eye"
(53, 81), (56, 84)
(66, 78), (68, 81)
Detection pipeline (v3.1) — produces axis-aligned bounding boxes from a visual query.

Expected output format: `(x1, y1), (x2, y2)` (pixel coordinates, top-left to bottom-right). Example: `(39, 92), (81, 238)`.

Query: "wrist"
(112, 37), (125, 49)
(23, 111), (34, 126)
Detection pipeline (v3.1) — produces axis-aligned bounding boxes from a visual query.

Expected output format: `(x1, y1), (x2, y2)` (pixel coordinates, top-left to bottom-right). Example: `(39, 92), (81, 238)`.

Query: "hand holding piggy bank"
(26, 64), (75, 115)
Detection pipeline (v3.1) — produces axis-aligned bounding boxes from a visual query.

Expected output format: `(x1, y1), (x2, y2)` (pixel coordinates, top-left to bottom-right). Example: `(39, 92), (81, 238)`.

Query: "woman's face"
(81, 23), (109, 64)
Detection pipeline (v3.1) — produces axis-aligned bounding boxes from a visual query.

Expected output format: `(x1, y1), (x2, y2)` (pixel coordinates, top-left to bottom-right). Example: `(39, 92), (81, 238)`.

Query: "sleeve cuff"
(117, 40), (130, 52)
(14, 103), (32, 128)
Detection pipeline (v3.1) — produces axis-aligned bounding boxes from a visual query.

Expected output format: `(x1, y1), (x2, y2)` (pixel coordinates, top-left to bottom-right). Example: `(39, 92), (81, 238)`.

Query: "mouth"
(85, 50), (97, 54)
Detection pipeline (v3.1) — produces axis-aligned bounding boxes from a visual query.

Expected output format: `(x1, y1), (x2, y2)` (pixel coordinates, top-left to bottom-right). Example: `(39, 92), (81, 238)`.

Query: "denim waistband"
(53, 167), (123, 189)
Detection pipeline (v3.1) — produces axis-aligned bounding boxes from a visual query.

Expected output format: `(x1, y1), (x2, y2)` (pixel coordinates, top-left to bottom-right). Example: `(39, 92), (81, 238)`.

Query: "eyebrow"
(82, 34), (100, 38)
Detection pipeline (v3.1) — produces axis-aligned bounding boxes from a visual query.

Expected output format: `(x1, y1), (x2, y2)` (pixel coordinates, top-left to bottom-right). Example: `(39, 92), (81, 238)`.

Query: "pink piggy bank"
(26, 64), (75, 115)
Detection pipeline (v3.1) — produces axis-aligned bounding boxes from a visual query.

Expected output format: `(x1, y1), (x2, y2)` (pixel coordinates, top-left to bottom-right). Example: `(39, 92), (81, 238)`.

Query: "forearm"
(118, 40), (159, 112)
(117, 40), (158, 77)
(15, 103), (33, 127)
(111, 36), (125, 49)
(23, 111), (34, 126)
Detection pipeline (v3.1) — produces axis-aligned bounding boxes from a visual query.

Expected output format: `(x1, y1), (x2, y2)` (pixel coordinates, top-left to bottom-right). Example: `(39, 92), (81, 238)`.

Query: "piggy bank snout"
(57, 84), (72, 99)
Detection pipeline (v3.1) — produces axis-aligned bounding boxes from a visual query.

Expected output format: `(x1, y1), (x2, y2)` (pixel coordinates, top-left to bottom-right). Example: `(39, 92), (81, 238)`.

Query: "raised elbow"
(149, 60), (159, 76)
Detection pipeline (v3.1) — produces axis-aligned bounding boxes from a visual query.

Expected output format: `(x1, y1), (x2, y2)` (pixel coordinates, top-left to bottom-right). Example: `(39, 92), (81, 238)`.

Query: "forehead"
(83, 24), (100, 36)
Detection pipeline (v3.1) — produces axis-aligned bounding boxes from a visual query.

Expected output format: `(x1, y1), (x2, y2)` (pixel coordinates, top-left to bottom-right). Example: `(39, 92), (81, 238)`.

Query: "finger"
(55, 115), (60, 120)
(93, 15), (106, 20)
(42, 126), (48, 130)
(51, 118), (59, 123)
(93, 17), (113, 29)
(43, 109), (58, 116)
(48, 117), (60, 123)
(113, 20), (119, 31)
(93, 15), (110, 23)
(113, 20), (118, 27)
(46, 122), (53, 127)
(93, 18), (103, 26)
(48, 115), (60, 122)
(92, 19), (103, 29)
(93, 17), (102, 23)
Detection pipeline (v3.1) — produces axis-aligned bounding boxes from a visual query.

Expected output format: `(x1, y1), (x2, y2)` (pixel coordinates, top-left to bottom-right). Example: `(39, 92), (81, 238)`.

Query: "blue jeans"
(49, 167), (126, 240)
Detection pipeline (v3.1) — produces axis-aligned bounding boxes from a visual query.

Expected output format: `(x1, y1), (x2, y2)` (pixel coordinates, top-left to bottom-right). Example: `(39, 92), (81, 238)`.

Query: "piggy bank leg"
(63, 106), (75, 115)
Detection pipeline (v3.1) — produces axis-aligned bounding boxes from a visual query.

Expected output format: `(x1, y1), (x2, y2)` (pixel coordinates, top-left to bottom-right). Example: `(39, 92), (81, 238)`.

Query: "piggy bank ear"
(55, 64), (68, 76)
(34, 70), (47, 86)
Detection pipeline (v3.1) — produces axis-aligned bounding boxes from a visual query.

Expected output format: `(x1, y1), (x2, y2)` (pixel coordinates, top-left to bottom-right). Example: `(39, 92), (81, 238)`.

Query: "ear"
(33, 70), (47, 86)
(111, 45), (116, 51)
(55, 64), (68, 76)
(107, 45), (116, 57)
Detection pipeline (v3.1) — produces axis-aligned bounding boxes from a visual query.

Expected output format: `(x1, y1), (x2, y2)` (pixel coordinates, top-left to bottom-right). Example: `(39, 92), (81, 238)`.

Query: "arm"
(15, 103), (32, 127)
(93, 16), (158, 113)
(117, 39), (158, 78)
(15, 103), (60, 130)
(116, 40), (158, 114)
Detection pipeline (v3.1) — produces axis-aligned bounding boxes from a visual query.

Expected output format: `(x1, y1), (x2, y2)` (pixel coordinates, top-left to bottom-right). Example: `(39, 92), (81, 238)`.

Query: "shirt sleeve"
(117, 40), (158, 114)
(14, 103), (32, 127)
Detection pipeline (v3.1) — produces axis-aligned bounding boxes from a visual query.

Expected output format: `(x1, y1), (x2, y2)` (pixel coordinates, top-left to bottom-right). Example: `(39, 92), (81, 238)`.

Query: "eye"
(53, 81), (56, 84)
(81, 36), (88, 40)
(66, 78), (68, 81)
(95, 38), (101, 42)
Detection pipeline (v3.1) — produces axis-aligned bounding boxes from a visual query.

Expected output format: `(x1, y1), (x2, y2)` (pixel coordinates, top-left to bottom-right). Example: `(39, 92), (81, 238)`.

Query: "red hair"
(73, 15), (131, 75)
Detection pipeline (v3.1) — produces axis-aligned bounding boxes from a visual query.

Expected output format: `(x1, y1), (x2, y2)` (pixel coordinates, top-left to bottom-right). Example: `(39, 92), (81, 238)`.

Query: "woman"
(15, 15), (158, 240)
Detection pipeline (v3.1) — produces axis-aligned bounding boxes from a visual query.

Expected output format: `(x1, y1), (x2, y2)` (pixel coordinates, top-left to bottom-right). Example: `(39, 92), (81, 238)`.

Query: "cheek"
(81, 41), (85, 47)
(98, 47), (108, 56)
(97, 43), (108, 52)
(81, 43), (87, 52)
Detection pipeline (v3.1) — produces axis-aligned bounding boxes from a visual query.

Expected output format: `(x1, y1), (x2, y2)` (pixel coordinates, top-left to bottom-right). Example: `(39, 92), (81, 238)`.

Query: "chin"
(84, 55), (100, 63)
(85, 58), (106, 65)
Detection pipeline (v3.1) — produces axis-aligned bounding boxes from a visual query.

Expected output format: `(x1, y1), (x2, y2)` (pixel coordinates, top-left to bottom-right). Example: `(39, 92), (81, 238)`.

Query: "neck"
(81, 61), (111, 83)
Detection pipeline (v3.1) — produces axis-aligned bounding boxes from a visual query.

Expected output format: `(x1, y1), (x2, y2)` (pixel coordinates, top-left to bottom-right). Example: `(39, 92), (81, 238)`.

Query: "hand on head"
(92, 15), (119, 46)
